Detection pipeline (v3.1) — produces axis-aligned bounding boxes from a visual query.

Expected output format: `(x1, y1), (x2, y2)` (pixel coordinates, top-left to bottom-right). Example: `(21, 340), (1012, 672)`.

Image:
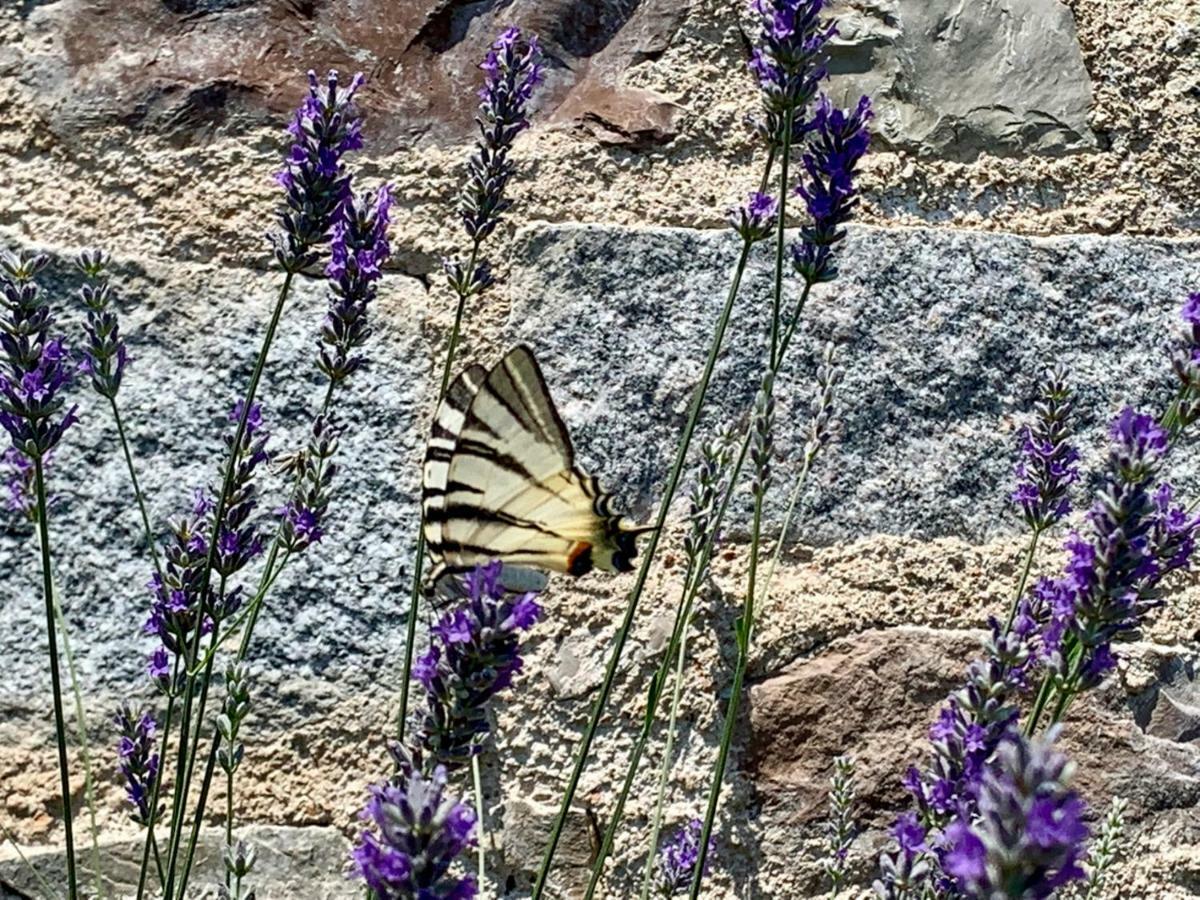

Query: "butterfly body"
(422, 345), (640, 592)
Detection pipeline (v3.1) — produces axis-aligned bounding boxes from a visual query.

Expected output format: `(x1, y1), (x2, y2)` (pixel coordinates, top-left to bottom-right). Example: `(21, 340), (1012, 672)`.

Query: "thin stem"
(397, 241), (480, 740)
(109, 394), (163, 578)
(472, 755), (487, 886)
(2, 822), (58, 900)
(49, 573), (105, 900)
(585, 560), (700, 898)
(164, 268), (295, 900)
(225, 765), (234, 890)
(688, 480), (768, 898)
(135, 658), (179, 900)
(150, 832), (166, 890)
(769, 109), (795, 369)
(532, 237), (756, 898)
(33, 456), (78, 900)
(1003, 529), (1041, 632)
(757, 451), (815, 607)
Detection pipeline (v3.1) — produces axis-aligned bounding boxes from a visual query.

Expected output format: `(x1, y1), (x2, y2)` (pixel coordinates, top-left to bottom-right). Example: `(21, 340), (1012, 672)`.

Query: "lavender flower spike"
(75, 248), (130, 399)
(791, 95), (872, 285)
(1012, 364), (1079, 531)
(415, 560), (542, 768)
(943, 727), (1088, 899)
(350, 746), (477, 900)
(319, 184), (392, 383)
(728, 192), (779, 244)
(273, 70), (365, 272)
(447, 27), (544, 297)
(748, 0), (836, 144)
(1169, 291), (1200, 429)
(656, 819), (715, 897)
(114, 704), (160, 827)
(0, 249), (79, 458)
(1, 445), (37, 520)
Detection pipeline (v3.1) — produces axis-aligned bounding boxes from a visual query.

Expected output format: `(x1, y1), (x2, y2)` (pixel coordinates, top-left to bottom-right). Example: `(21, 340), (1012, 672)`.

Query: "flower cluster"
(1084, 796), (1127, 898)
(0, 249), (78, 458)
(448, 26), (544, 297)
(75, 248), (130, 399)
(804, 341), (841, 464)
(318, 184), (392, 383)
(942, 728), (1088, 898)
(728, 192), (779, 244)
(144, 403), (270, 670)
(273, 70), (365, 272)
(684, 425), (738, 583)
(1039, 408), (1199, 693)
(114, 704), (160, 826)
(217, 663), (251, 777)
(276, 415), (339, 555)
(351, 745), (477, 900)
(749, 371), (776, 499)
(656, 819), (715, 897)
(1169, 292), (1200, 428)
(1011, 365), (1079, 531)
(414, 560), (542, 768)
(791, 96), (873, 284)
(747, 0), (836, 144)
(872, 814), (932, 900)
(823, 754), (856, 894)
(1, 444), (36, 519)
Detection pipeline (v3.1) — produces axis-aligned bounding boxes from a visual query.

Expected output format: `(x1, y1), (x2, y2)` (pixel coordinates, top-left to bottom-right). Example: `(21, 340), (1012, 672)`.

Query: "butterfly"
(422, 345), (644, 594)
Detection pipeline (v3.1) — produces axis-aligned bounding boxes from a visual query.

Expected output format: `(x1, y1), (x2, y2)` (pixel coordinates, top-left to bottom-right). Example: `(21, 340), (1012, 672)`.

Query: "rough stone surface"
(505, 222), (1200, 545)
(824, 0), (1098, 160)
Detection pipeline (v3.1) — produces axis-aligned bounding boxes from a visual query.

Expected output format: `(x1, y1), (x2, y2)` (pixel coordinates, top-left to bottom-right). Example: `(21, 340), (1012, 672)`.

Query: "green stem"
(472, 755), (487, 886)
(225, 764), (234, 891)
(769, 109), (795, 370)
(1003, 529), (1041, 632)
(164, 267), (295, 900)
(688, 482), (769, 899)
(48, 572), (104, 900)
(2, 822), (59, 900)
(109, 394), (163, 578)
(757, 450), (815, 609)
(32, 456), (78, 900)
(397, 242), (480, 741)
(531, 236), (756, 898)
(135, 658), (179, 899)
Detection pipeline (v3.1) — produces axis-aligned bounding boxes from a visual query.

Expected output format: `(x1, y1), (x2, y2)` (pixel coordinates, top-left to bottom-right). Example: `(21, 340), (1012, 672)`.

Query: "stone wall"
(2, 0), (1199, 897)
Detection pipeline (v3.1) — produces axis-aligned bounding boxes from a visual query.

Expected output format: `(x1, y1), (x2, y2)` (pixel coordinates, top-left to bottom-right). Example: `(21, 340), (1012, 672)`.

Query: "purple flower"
(656, 819), (715, 897)
(728, 191), (779, 243)
(747, 0), (836, 145)
(1012, 365), (1079, 531)
(273, 70), (365, 272)
(114, 704), (159, 827)
(350, 749), (477, 900)
(413, 560), (543, 769)
(892, 813), (927, 858)
(74, 248), (130, 399)
(447, 27), (544, 298)
(0, 251), (79, 458)
(791, 95), (872, 285)
(147, 646), (171, 691)
(277, 414), (339, 555)
(943, 729), (1088, 899)
(1, 445), (36, 520)
(319, 185), (392, 383)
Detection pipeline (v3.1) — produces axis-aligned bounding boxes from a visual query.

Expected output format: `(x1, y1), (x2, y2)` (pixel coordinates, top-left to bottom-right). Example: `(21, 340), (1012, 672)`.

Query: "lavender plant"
(824, 754), (856, 895)
(0, 247), (81, 895)
(655, 820), (714, 898)
(397, 25), (545, 743)
(1083, 796), (1127, 899)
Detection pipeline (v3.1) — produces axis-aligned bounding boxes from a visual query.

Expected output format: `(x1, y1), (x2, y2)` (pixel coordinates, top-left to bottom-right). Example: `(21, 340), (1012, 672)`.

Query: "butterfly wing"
(421, 345), (639, 587)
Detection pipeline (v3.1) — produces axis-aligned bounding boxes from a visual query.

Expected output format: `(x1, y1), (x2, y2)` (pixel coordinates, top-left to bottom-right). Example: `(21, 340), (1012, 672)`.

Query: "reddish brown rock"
(20, 0), (689, 149)
(748, 627), (1200, 831)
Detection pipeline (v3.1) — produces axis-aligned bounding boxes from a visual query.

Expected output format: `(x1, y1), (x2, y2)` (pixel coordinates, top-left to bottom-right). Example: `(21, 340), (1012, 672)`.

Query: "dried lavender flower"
(74, 247), (129, 399)
(824, 754), (856, 895)
(1084, 796), (1127, 900)
(318, 185), (392, 383)
(748, 0), (836, 145)
(0, 249), (78, 458)
(804, 341), (841, 464)
(942, 727), (1088, 899)
(222, 839), (257, 888)
(728, 192), (779, 244)
(684, 425), (738, 581)
(217, 663), (251, 776)
(791, 96), (872, 285)
(114, 704), (160, 827)
(273, 70), (365, 272)
(350, 746), (477, 900)
(656, 819), (715, 897)
(447, 27), (544, 297)
(750, 372), (776, 499)
(1012, 365), (1079, 532)
(415, 560), (542, 769)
